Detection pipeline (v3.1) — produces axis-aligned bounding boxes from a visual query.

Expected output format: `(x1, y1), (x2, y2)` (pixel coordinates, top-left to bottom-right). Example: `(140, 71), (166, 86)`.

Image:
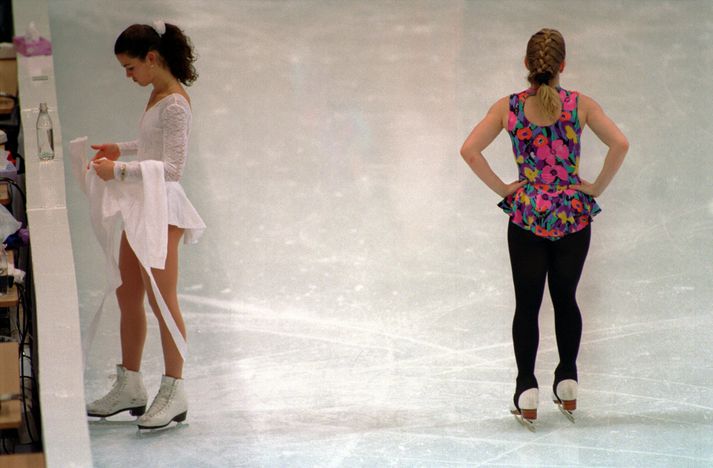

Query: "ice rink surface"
(47, 0), (713, 466)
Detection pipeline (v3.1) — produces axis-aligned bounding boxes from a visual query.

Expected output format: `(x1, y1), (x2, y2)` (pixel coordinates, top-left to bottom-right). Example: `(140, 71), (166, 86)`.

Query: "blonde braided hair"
(525, 29), (565, 122)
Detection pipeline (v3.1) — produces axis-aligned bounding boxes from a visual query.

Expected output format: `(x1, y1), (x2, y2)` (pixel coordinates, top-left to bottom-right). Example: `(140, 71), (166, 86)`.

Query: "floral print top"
(498, 87), (601, 240)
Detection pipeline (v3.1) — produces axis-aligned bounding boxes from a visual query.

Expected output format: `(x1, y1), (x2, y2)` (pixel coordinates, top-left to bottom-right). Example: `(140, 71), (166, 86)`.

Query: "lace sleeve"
(117, 140), (138, 155)
(113, 101), (190, 182)
(160, 102), (190, 182)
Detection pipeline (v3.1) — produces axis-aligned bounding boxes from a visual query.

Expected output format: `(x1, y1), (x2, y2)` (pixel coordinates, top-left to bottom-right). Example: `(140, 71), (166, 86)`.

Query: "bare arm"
(573, 95), (629, 197)
(460, 97), (526, 198)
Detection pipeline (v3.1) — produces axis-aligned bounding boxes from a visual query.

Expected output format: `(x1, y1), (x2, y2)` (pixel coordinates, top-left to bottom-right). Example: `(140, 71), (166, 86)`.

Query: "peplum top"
(498, 87), (600, 240)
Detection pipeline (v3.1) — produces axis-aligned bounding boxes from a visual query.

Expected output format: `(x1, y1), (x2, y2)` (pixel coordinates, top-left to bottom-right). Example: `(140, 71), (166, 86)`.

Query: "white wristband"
(112, 163), (127, 181)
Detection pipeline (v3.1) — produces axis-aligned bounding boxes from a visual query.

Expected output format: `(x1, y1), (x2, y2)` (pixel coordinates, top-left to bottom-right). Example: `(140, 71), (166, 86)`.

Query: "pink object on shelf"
(12, 36), (52, 56)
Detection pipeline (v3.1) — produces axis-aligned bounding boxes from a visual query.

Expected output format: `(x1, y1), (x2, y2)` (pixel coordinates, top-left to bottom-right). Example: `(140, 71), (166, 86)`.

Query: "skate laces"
(145, 385), (174, 417)
(93, 377), (125, 407)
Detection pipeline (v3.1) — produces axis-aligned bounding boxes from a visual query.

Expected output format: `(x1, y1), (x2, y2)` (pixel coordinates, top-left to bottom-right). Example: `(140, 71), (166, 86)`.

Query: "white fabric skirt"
(166, 181), (206, 244)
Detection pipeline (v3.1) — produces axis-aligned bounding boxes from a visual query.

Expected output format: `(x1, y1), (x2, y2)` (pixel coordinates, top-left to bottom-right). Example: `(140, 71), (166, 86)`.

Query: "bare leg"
(141, 225), (186, 379)
(117, 231), (147, 372)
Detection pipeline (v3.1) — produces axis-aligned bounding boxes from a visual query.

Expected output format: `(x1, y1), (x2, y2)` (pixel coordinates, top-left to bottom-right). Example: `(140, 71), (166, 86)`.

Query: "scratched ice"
(50, 1), (713, 466)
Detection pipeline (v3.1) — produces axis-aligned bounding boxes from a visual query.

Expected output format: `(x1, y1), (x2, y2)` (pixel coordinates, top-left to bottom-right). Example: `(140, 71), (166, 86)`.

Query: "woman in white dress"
(86, 21), (205, 429)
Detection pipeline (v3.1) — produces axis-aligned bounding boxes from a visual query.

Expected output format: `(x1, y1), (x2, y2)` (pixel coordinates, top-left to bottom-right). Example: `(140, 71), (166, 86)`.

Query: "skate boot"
(137, 375), (187, 430)
(510, 387), (538, 431)
(553, 379), (577, 422)
(87, 365), (148, 418)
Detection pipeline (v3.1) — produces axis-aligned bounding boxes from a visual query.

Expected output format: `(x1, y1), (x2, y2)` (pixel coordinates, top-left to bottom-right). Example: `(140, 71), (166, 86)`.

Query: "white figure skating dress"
(117, 93), (206, 243)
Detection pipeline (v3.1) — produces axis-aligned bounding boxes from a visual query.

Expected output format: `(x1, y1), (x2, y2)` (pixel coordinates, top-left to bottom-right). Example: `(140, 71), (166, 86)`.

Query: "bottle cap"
(39, 102), (48, 112)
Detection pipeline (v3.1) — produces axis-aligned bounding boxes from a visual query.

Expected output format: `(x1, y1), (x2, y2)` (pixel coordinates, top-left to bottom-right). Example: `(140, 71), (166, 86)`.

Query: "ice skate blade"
(137, 411), (188, 430)
(87, 405), (146, 419)
(510, 409), (536, 432)
(555, 402), (575, 423)
(552, 392), (576, 423)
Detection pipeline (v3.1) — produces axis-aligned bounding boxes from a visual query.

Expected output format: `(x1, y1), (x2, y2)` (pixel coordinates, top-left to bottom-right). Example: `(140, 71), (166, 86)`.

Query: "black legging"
(507, 221), (591, 400)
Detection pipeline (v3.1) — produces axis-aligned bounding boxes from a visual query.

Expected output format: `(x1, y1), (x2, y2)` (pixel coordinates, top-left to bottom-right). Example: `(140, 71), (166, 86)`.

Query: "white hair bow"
(152, 19), (166, 37)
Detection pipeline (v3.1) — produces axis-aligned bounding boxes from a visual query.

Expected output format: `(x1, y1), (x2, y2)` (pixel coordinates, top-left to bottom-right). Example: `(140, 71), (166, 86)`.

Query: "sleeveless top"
(498, 87), (601, 240)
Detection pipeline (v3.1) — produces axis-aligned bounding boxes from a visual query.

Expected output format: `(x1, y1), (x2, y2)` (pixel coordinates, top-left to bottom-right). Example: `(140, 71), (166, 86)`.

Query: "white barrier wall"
(12, 0), (92, 466)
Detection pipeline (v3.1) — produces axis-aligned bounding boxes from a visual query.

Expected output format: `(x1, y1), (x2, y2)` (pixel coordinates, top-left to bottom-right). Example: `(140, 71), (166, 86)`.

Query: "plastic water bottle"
(36, 102), (54, 160)
(0, 245), (8, 296)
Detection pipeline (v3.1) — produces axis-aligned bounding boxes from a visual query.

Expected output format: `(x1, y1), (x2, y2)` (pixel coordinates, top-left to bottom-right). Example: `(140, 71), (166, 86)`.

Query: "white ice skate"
(510, 387), (538, 432)
(553, 379), (577, 423)
(137, 375), (187, 430)
(86, 364), (148, 418)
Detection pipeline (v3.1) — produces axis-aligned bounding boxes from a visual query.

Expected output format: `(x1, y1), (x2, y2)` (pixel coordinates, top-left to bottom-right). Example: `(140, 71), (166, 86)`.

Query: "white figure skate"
(510, 387), (538, 432)
(86, 365), (148, 418)
(137, 375), (187, 430)
(553, 379), (577, 423)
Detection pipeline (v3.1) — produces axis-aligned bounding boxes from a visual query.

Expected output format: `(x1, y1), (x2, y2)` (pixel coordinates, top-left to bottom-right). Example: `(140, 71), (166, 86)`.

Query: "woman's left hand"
(92, 158), (116, 181)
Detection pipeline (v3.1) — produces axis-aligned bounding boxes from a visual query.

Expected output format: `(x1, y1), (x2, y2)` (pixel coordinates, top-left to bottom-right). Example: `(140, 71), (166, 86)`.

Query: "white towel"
(104, 160), (167, 271)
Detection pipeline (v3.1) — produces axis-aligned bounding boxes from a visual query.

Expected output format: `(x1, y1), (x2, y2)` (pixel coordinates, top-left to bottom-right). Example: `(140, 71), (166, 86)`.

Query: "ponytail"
(158, 23), (198, 86)
(536, 83), (561, 122)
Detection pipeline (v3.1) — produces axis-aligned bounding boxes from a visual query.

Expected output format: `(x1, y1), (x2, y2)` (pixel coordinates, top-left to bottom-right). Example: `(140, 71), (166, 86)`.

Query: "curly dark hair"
(114, 23), (198, 86)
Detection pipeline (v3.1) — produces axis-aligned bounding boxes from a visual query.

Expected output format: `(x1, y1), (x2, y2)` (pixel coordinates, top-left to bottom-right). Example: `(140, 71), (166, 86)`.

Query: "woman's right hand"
(499, 179), (527, 198)
(572, 178), (601, 197)
(89, 144), (120, 167)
